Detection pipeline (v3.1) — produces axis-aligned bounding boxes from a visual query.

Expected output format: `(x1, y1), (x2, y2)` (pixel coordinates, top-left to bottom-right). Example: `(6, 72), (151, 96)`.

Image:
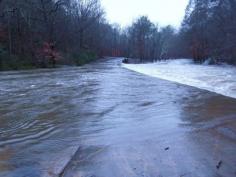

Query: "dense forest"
(0, 0), (236, 70)
(0, 0), (122, 70)
(123, 0), (236, 64)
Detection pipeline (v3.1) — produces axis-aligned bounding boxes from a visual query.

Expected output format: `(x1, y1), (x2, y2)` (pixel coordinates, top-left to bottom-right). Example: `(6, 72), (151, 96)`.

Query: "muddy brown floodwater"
(0, 58), (236, 177)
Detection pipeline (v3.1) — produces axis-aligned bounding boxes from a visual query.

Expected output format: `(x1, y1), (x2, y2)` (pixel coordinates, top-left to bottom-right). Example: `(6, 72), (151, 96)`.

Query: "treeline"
(181, 0), (236, 64)
(122, 0), (236, 64)
(121, 17), (179, 62)
(0, 0), (236, 71)
(0, 0), (122, 70)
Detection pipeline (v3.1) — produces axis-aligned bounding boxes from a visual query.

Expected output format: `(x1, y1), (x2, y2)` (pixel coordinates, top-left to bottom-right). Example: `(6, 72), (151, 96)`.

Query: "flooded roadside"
(0, 58), (236, 177)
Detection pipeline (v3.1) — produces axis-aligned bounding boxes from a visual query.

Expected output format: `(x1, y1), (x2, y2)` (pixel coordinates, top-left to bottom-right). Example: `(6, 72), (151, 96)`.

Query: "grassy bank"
(0, 50), (98, 71)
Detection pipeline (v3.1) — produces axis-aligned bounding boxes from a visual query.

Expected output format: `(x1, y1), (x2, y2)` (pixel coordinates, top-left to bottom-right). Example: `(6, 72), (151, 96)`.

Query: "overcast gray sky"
(101, 0), (189, 28)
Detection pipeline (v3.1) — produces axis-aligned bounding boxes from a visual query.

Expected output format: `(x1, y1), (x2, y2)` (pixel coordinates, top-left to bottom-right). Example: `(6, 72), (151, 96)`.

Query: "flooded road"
(0, 58), (236, 177)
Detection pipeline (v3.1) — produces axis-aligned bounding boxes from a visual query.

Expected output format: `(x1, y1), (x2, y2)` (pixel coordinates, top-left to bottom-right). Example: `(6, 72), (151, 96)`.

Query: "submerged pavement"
(0, 58), (236, 177)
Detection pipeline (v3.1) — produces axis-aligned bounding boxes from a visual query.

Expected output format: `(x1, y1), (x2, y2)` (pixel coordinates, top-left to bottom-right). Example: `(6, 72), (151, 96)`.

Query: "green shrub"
(0, 46), (98, 71)
(73, 50), (97, 66)
(0, 53), (35, 71)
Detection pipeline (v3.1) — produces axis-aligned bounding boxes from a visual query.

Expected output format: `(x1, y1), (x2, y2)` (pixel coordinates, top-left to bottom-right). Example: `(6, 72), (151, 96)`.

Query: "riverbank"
(0, 58), (236, 177)
(0, 51), (98, 71)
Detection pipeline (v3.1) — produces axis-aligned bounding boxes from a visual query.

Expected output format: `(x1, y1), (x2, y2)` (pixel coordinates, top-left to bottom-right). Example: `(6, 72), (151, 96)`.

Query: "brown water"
(0, 58), (236, 177)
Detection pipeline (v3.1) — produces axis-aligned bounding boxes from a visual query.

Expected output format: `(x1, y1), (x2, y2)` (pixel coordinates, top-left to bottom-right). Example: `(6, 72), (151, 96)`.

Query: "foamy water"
(123, 59), (236, 99)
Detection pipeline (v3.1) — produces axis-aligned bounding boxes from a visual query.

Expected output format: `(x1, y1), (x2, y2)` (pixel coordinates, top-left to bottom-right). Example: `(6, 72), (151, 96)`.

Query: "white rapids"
(123, 59), (236, 99)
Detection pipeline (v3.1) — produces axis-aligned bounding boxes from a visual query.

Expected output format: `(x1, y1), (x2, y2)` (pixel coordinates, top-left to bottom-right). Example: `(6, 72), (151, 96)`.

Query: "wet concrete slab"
(0, 58), (236, 177)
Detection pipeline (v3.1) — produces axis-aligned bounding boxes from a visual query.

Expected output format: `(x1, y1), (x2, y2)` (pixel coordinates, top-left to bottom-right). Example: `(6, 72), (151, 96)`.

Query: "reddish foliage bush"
(42, 42), (60, 61)
(35, 42), (62, 67)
